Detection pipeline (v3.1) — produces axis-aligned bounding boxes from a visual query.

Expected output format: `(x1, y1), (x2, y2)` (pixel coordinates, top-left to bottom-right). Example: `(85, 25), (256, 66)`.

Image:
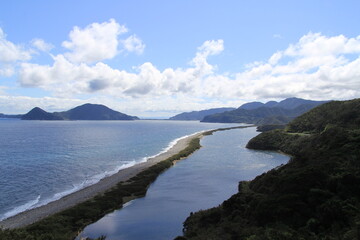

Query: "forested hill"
(201, 97), (328, 125)
(181, 98), (360, 240)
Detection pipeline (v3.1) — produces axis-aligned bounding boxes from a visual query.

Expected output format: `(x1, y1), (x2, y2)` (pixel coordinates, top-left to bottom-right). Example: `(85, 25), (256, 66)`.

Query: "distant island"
(181, 98), (360, 239)
(168, 97), (328, 126)
(201, 97), (328, 125)
(169, 107), (235, 121)
(21, 103), (139, 121)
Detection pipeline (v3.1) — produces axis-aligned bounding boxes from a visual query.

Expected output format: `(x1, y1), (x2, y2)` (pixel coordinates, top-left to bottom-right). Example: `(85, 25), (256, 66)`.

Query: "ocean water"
(78, 127), (289, 240)
(0, 120), (237, 221)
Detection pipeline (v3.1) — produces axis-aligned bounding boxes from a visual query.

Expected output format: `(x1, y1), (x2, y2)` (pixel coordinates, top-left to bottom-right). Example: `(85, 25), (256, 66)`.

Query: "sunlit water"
(0, 120), (237, 221)
(78, 127), (289, 240)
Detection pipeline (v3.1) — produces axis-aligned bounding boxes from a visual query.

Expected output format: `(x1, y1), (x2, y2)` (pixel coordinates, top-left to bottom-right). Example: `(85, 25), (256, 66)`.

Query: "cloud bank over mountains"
(1, 19), (360, 116)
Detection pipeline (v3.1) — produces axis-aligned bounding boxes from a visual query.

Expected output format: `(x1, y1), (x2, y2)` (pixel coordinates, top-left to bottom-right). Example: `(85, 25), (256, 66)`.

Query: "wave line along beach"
(0, 131), (206, 230)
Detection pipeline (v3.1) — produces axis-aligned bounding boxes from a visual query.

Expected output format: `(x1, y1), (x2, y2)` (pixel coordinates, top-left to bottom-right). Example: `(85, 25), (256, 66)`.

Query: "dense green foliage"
(0, 137), (202, 239)
(181, 98), (360, 240)
(256, 124), (286, 132)
(287, 99), (360, 133)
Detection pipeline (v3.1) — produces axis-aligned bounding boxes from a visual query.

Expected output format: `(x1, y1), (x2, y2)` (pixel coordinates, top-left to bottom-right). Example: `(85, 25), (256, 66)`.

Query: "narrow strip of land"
(0, 125), (250, 232)
(0, 132), (204, 229)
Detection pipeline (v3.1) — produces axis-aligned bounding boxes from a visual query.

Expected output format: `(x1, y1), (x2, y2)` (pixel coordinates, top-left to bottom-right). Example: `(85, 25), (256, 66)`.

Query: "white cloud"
(122, 35), (145, 54)
(0, 28), (32, 63)
(18, 39), (225, 98)
(234, 32), (360, 100)
(0, 28), (33, 76)
(31, 38), (54, 52)
(62, 19), (128, 64)
(11, 32), (360, 116)
(191, 39), (224, 76)
(19, 54), (134, 97)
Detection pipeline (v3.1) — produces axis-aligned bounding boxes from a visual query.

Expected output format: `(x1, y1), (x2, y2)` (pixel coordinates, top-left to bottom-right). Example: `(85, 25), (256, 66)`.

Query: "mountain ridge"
(202, 98), (329, 125)
(169, 107), (235, 121)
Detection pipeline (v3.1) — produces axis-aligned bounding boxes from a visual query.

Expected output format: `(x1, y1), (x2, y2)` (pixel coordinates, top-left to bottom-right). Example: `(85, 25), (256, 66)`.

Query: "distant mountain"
(55, 103), (139, 120)
(21, 107), (63, 120)
(169, 107), (235, 121)
(202, 98), (329, 124)
(239, 102), (264, 110)
(21, 104), (138, 121)
(239, 97), (327, 110)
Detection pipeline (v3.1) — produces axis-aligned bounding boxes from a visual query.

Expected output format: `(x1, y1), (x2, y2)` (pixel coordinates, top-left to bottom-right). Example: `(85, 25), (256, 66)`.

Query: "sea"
(0, 119), (241, 221)
(77, 126), (289, 240)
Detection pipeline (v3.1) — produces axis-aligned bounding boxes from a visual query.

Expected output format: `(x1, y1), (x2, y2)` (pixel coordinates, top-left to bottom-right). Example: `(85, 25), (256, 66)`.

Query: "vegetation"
(181, 98), (360, 240)
(256, 124), (285, 132)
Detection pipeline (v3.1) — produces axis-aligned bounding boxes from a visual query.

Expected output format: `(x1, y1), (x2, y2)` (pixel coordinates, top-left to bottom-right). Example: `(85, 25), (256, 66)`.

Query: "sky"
(0, 0), (360, 118)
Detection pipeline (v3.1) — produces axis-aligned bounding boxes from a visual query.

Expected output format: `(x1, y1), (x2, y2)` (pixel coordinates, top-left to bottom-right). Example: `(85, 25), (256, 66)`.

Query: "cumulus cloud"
(191, 39), (224, 76)
(62, 19), (128, 64)
(122, 35), (145, 54)
(12, 31), (360, 116)
(18, 38), (224, 98)
(19, 54), (134, 97)
(233, 33), (360, 100)
(0, 28), (32, 63)
(31, 38), (54, 52)
(0, 28), (33, 76)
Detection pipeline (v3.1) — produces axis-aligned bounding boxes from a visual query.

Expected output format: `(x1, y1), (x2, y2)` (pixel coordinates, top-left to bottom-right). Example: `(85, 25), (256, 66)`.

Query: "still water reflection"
(79, 127), (289, 240)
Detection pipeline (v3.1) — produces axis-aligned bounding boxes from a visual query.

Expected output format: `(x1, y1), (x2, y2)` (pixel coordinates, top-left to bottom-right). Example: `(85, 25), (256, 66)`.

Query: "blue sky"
(1, 0), (360, 117)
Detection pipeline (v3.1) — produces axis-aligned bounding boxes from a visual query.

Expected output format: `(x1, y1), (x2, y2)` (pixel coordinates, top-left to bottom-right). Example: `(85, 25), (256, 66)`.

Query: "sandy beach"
(0, 132), (204, 230)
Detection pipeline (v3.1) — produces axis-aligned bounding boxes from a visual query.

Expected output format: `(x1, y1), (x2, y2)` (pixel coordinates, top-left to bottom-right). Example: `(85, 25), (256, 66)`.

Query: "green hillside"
(181, 99), (360, 240)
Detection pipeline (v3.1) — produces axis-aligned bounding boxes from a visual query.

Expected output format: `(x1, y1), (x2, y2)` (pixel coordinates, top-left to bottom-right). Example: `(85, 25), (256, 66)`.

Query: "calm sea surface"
(0, 120), (237, 221)
(78, 127), (289, 240)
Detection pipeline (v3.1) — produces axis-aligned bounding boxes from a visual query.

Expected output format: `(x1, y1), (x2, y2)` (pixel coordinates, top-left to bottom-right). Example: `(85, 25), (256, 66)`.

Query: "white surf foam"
(0, 130), (207, 221)
(1, 195), (41, 221)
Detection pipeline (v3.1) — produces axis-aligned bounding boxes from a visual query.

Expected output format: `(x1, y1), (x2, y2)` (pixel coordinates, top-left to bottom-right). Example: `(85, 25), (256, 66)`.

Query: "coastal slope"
(182, 99), (360, 240)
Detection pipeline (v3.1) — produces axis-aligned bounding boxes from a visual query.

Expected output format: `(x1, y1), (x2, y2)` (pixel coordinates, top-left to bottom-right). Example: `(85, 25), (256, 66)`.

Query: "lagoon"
(78, 127), (289, 240)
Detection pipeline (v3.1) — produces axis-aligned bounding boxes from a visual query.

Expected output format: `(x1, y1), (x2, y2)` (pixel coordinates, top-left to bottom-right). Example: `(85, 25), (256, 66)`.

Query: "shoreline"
(0, 131), (205, 230)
